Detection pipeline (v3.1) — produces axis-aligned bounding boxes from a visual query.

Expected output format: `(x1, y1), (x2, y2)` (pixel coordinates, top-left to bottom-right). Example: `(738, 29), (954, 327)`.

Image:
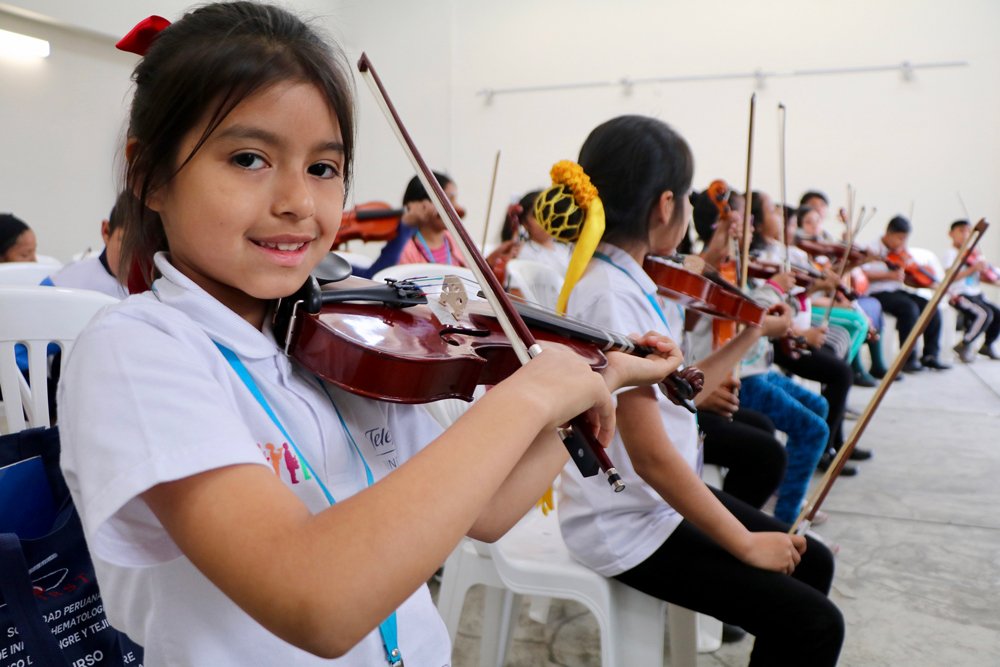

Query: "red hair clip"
(116, 15), (171, 56)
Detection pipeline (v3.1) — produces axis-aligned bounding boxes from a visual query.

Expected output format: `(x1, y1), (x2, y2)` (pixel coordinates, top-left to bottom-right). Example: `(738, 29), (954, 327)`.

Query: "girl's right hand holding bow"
(738, 531), (807, 575)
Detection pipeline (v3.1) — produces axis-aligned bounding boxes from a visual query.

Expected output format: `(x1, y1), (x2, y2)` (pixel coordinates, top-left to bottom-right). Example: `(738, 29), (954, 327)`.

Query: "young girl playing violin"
(56, 5), (680, 665)
(501, 189), (574, 273)
(542, 115), (843, 666)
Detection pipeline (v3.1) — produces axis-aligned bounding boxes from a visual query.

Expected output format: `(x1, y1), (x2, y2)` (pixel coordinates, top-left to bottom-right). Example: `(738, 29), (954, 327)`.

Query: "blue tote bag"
(0, 427), (144, 667)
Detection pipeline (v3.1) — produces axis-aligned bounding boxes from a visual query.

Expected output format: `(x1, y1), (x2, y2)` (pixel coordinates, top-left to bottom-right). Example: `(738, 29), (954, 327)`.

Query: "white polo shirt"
(557, 243), (700, 577)
(59, 254), (451, 667)
(44, 251), (128, 299)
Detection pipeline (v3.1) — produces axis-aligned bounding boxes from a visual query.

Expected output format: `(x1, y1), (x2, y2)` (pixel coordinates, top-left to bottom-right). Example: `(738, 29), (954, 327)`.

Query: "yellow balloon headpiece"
(534, 160), (605, 315)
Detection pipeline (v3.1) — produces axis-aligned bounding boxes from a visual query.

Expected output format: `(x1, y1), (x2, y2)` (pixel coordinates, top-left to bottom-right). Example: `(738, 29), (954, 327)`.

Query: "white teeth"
(259, 241), (306, 251)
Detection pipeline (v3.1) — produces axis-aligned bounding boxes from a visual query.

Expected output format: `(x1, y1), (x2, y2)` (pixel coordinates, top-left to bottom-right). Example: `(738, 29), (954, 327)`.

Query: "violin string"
(384, 275), (632, 351)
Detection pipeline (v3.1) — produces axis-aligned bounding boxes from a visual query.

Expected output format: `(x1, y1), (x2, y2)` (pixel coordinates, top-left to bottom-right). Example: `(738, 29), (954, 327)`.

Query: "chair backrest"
(0, 262), (53, 286)
(35, 254), (63, 268)
(0, 286), (118, 433)
(505, 259), (564, 310)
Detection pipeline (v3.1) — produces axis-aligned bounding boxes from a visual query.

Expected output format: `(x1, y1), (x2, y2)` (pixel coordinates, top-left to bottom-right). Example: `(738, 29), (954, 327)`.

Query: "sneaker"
(980, 345), (1000, 360)
(870, 366), (888, 379)
(954, 341), (976, 363)
(902, 358), (925, 373)
(811, 509), (830, 526)
(921, 356), (952, 371)
(817, 451), (858, 476)
(852, 370), (877, 387)
(849, 447), (873, 461)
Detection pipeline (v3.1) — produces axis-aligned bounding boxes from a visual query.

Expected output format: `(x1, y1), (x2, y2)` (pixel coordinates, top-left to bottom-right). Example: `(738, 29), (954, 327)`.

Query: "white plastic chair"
(35, 254), (63, 268)
(0, 262), (53, 286)
(504, 258), (563, 310)
(0, 286), (118, 434)
(332, 250), (374, 271)
(438, 506), (699, 667)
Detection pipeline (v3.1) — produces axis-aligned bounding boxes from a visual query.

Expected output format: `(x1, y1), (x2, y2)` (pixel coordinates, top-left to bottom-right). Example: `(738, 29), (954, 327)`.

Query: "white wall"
(3, 0), (998, 266)
(450, 0), (1000, 262)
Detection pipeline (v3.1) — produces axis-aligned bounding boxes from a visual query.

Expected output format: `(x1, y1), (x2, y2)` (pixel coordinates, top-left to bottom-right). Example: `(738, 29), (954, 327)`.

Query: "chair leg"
(614, 584), (666, 667)
(696, 613), (723, 653)
(479, 587), (514, 667)
(666, 603), (698, 667)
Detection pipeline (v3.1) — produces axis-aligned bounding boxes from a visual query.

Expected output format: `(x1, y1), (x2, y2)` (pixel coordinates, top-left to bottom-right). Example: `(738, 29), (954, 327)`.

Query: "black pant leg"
(700, 409), (787, 509)
(614, 488), (844, 667)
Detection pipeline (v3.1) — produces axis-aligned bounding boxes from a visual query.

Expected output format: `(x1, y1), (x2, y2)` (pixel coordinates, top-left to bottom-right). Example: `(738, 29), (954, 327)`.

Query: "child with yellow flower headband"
(535, 115), (844, 666)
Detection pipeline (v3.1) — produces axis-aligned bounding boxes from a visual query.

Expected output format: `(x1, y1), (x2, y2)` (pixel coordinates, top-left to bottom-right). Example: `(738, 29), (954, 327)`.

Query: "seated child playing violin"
(946, 219), (1000, 362)
(749, 195), (869, 475)
(541, 117), (843, 667)
(862, 215), (950, 372)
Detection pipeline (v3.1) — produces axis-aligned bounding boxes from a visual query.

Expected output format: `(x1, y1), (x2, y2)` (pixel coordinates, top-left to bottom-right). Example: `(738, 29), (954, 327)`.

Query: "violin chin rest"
(313, 252), (353, 284)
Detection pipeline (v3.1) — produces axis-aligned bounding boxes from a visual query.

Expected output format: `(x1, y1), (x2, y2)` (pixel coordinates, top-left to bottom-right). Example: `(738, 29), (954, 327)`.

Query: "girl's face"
(148, 82), (345, 327)
(759, 194), (782, 240)
(2, 229), (37, 263)
(800, 210), (822, 237)
(649, 191), (692, 255)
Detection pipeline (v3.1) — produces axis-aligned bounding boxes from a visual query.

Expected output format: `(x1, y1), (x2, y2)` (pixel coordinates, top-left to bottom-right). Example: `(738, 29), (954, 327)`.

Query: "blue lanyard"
(593, 251), (672, 333)
(213, 342), (402, 665)
(415, 230), (452, 265)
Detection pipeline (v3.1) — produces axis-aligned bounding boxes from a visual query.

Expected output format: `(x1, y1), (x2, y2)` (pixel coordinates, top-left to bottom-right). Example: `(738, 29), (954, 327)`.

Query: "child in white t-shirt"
(57, 6), (680, 666)
(537, 116), (843, 666)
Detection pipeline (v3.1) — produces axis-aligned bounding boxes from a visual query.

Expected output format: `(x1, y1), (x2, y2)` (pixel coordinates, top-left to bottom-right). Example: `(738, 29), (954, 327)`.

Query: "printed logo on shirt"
(259, 442), (311, 484)
(364, 427), (399, 470)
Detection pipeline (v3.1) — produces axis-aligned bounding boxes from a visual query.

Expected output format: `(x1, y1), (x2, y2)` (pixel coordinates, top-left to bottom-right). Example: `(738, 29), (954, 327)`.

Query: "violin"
(272, 271), (704, 413)
(353, 52), (685, 491)
(794, 234), (875, 269)
(967, 248), (1000, 285)
(333, 201), (403, 248)
(332, 201), (470, 249)
(643, 254), (767, 327)
(747, 256), (858, 301)
(884, 248), (937, 288)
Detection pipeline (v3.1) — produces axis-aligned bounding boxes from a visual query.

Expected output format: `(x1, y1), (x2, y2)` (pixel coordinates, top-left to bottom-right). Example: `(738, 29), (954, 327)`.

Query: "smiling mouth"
(252, 240), (308, 252)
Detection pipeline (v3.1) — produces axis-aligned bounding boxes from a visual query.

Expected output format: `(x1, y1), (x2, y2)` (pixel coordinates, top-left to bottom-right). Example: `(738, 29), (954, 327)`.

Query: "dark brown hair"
(577, 115), (694, 247)
(120, 2), (356, 285)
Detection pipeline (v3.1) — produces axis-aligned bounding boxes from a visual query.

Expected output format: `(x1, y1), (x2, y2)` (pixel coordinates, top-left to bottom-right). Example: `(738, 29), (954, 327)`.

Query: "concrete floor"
(433, 355), (1000, 666)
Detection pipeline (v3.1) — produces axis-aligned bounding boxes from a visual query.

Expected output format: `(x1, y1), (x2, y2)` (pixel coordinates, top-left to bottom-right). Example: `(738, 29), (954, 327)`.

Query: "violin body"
(643, 255), (767, 326)
(884, 249), (937, 288)
(795, 235), (873, 269)
(275, 274), (702, 410)
(290, 278), (604, 403)
(968, 248), (1000, 285)
(333, 201), (403, 248)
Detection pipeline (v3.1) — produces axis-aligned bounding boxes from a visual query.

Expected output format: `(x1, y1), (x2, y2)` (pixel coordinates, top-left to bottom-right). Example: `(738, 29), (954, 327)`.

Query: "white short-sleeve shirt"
(944, 246), (982, 296)
(59, 254), (452, 667)
(515, 239), (573, 274)
(557, 243), (700, 577)
(45, 252), (128, 299)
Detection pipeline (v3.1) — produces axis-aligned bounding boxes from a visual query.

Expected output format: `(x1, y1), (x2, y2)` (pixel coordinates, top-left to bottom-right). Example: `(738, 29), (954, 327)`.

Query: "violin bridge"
(682, 254), (706, 274)
(438, 275), (469, 320)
